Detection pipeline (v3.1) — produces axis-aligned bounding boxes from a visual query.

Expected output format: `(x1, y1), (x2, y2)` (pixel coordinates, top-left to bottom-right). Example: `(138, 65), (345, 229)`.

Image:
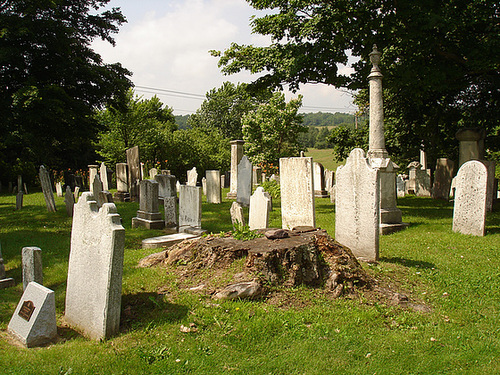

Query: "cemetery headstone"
(65, 192), (125, 340)
(313, 162), (329, 198)
(73, 186), (80, 202)
(335, 148), (380, 261)
(16, 190), (23, 210)
(164, 196), (177, 230)
(39, 165), (56, 212)
(22, 247), (43, 290)
(114, 163), (130, 202)
(483, 160), (496, 212)
(91, 174), (104, 207)
(325, 169), (335, 193)
(230, 201), (245, 229)
(55, 182), (63, 197)
(88, 165), (99, 188)
(202, 177), (207, 195)
(227, 140), (244, 199)
(100, 162), (110, 191)
(132, 180), (164, 230)
(456, 128), (485, 167)
(253, 166), (262, 186)
(64, 185), (75, 217)
(452, 160), (488, 236)
(248, 187), (271, 230)
(206, 170), (222, 204)
(396, 175), (406, 197)
(126, 146), (141, 200)
(8, 282), (57, 347)
(221, 174), (226, 189)
(432, 158), (455, 200)
(149, 168), (158, 179)
(236, 155), (252, 207)
(187, 167), (198, 187)
(178, 185), (202, 233)
(155, 174), (177, 199)
(99, 191), (114, 205)
(279, 157), (315, 230)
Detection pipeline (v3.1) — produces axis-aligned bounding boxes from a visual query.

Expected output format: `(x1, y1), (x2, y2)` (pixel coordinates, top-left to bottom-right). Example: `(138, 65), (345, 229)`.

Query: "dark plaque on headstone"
(18, 300), (35, 322)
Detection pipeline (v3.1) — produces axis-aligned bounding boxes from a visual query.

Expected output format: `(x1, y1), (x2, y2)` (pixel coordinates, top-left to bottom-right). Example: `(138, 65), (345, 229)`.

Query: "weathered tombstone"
(16, 190), (23, 210)
(0, 245), (15, 289)
(114, 163), (130, 202)
(64, 186), (75, 217)
(65, 192), (125, 340)
(155, 174), (177, 199)
(230, 201), (245, 228)
(99, 162), (110, 191)
(132, 180), (164, 229)
(416, 168), (432, 197)
(452, 161), (488, 236)
(335, 148), (380, 261)
(149, 168), (158, 179)
(456, 128), (486, 167)
(178, 185), (202, 233)
(164, 196), (177, 230)
(227, 140), (245, 199)
(187, 167), (198, 187)
(236, 155), (252, 207)
(99, 191), (114, 205)
(253, 166), (262, 186)
(220, 174), (226, 189)
(88, 165), (99, 188)
(17, 175), (22, 192)
(482, 160), (496, 212)
(279, 157), (315, 230)
(55, 182), (63, 197)
(126, 146), (141, 200)
(74, 175), (84, 190)
(313, 162), (329, 198)
(202, 177), (207, 196)
(39, 165), (56, 212)
(432, 158), (455, 200)
(91, 174), (104, 207)
(206, 170), (221, 204)
(396, 175), (406, 198)
(248, 187), (271, 230)
(161, 169), (170, 175)
(406, 161), (419, 194)
(325, 169), (335, 193)
(22, 247), (43, 290)
(73, 186), (80, 202)
(8, 282), (57, 348)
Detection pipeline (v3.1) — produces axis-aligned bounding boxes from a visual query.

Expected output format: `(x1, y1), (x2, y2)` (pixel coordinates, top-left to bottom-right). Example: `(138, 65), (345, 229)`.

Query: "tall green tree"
(213, 0), (500, 166)
(0, 0), (132, 183)
(242, 92), (305, 172)
(188, 82), (272, 140)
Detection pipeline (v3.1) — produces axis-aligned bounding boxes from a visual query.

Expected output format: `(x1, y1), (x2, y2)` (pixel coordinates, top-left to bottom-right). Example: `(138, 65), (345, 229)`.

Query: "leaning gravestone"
(178, 185), (202, 233)
(8, 282), (57, 348)
(236, 155), (252, 207)
(432, 158), (455, 200)
(248, 187), (271, 230)
(39, 165), (56, 212)
(452, 161), (488, 236)
(22, 247), (43, 290)
(279, 157), (315, 230)
(206, 170), (222, 204)
(187, 167), (198, 187)
(126, 146), (141, 200)
(64, 185), (75, 217)
(230, 201), (245, 229)
(335, 148), (380, 262)
(132, 180), (164, 230)
(65, 192), (125, 340)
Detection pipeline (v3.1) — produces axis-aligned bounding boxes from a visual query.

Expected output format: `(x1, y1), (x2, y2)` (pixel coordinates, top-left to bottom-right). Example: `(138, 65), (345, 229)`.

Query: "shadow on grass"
(120, 292), (189, 332)
(379, 256), (435, 269)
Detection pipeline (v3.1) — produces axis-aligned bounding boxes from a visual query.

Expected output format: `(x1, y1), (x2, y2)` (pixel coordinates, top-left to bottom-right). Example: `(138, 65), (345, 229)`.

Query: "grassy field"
(304, 148), (344, 171)
(0, 189), (499, 374)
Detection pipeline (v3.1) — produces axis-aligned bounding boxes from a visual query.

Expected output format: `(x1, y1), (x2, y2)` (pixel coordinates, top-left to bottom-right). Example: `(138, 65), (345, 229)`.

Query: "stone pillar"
(226, 140), (244, 199)
(455, 128), (486, 168)
(366, 45), (407, 235)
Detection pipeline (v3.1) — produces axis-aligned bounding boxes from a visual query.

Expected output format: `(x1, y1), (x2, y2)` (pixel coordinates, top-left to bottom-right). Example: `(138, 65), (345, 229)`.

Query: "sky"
(92, 0), (357, 115)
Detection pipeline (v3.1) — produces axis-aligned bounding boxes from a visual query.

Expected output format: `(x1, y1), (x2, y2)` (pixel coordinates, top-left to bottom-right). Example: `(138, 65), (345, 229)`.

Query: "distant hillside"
(301, 112), (355, 127)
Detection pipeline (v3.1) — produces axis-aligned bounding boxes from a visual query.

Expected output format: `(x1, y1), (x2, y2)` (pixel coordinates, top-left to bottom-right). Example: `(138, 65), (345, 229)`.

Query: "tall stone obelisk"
(367, 45), (408, 234)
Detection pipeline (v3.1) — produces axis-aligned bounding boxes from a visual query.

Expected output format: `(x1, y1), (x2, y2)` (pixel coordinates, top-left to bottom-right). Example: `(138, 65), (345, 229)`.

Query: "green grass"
(304, 148), (344, 171)
(0, 190), (499, 374)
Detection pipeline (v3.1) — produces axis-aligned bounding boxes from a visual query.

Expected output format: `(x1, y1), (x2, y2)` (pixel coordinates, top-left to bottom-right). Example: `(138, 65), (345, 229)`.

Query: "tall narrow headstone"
(8, 282), (57, 348)
(206, 170), (222, 204)
(178, 185), (202, 233)
(187, 167), (198, 187)
(100, 162), (110, 191)
(407, 162), (431, 197)
(55, 182), (63, 197)
(88, 165), (99, 189)
(164, 197), (177, 230)
(248, 187), (271, 230)
(126, 146), (141, 200)
(313, 162), (329, 198)
(39, 165), (56, 212)
(452, 161), (488, 236)
(483, 160), (496, 212)
(65, 193), (125, 340)
(155, 174), (177, 198)
(325, 169), (335, 193)
(237, 155), (252, 207)
(253, 166), (262, 186)
(227, 140), (245, 199)
(396, 175), (406, 197)
(114, 163), (130, 202)
(279, 157), (315, 230)
(73, 186), (80, 202)
(202, 177), (207, 195)
(92, 174), (104, 207)
(432, 158), (455, 200)
(132, 180), (164, 229)
(335, 149), (380, 261)
(16, 191), (23, 210)
(230, 201), (245, 229)
(64, 185), (75, 217)
(22, 247), (43, 290)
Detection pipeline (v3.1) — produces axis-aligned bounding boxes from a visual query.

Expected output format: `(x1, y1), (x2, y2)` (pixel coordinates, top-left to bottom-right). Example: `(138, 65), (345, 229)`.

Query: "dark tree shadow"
(379, 256), (435, 269)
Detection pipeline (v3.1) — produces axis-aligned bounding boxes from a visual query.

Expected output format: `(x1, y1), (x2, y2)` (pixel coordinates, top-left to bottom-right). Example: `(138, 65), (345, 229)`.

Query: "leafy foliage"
(232, 222), (262, 241)
(242, 92), (306, 170)
(0, 0), (132, 183)
(327, 125), (369, 162)
(261, 179), (281, 199)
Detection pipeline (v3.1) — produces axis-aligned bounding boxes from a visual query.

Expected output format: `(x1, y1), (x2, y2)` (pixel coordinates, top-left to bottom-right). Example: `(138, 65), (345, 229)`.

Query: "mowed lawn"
(0, 189), (499, 374)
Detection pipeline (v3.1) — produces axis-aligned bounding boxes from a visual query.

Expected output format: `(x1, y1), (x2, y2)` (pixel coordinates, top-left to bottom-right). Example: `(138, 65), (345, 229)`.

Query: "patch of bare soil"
(138, 228), (430, 312)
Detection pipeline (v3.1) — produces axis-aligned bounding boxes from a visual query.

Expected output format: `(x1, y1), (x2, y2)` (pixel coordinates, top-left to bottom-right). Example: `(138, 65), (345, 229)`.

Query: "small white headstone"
(22, 247), (43, 290)
(202, 177), (207, 196)
(230, 201), (245, 228)
(206, 170), (221, 204)
(55, 182), (63, 197)
(178, 185), (202, 232)
(8, 282), (57, 348)
(187, 167), (198, 186)
(248, 187), (271, 230)
(452, 160), (488, 236)
(100, 162), (109, 191)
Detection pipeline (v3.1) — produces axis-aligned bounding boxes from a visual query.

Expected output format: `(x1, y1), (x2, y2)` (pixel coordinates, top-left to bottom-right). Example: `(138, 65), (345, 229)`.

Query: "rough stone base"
(132, 217), (165, 230)
(0, 278), (15, 289)
(113, 191), (130, 202)
(178, 226), (207, 235)
(380, 222), (409, 235)
(380, 208), (403, 224)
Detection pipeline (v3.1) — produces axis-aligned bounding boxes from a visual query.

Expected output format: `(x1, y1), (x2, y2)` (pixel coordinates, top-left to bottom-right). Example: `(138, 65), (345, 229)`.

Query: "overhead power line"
(135, 85), (205, 100)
